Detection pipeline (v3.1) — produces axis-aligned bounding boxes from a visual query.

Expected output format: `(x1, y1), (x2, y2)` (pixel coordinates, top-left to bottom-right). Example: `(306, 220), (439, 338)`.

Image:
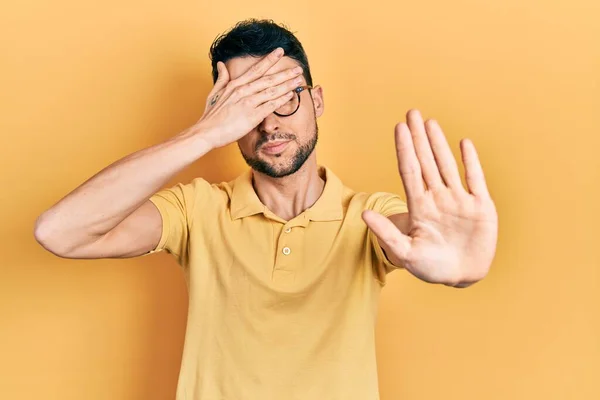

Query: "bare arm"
(34, 47), (304, 259)
(33, 130), (212, 258)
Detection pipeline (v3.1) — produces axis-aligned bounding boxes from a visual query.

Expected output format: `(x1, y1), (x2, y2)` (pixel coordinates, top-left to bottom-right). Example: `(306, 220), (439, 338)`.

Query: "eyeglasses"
(273, 85), (313, 117)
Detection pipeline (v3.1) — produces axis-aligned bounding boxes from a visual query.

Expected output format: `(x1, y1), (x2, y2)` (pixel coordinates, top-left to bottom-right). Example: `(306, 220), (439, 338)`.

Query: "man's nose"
(257, 112), (281, 134)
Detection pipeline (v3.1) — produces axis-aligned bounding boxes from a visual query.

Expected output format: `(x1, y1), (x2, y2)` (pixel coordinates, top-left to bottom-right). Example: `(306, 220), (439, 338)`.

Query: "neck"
(251, 158), (325, 221)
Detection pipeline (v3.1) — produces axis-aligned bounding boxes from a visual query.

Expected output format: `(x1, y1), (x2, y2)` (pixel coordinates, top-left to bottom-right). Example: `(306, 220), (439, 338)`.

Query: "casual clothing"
(144, 164), (408, 399)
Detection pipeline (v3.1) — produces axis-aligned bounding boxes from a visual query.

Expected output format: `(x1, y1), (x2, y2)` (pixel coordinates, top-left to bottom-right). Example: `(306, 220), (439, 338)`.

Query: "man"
(34, 19), (498, 400)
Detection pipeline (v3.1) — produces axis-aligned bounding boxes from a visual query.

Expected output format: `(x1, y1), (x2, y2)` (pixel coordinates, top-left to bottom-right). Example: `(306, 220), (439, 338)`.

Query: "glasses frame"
(273, 85), (313, 117)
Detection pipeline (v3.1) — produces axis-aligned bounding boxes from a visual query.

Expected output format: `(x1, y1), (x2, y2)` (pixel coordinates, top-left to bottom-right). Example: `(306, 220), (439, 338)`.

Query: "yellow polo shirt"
(145, 164), (408, 400)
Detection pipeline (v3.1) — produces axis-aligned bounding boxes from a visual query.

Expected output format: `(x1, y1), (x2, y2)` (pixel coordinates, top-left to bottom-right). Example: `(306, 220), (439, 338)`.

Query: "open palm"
(362, 109), (498, 286)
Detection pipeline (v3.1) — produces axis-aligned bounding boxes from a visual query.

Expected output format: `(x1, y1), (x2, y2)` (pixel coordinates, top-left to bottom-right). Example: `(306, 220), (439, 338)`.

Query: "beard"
(239, 120), (319, 178)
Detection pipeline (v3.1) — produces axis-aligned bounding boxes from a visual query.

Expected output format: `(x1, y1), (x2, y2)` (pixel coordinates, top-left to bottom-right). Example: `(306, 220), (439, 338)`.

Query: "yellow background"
(1, 1), (598, 399)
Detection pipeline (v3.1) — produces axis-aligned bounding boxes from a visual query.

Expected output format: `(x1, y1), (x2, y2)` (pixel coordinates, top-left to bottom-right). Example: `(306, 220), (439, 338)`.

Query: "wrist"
(177, 124), (218, 151)
(169, 127), (215, 165)
(191, 122), (227, 150)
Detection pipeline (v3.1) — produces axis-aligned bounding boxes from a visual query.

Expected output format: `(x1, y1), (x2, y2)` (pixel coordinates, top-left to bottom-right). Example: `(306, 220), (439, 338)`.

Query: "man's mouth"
(261, 141), (290, 154)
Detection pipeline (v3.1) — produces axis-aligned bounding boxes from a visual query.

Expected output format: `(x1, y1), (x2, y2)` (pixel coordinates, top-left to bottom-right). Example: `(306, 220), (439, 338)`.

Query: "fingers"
(460, 138), (490, 198)
(242, 66), (303, 103)
(395, 122), (425, 199)
(255, 90), (295, 120)
(249, 73), (303, 107)
(401, 110), (484, 197)
(406, 109), (444, 190)
(424, 119), (462, 190)
(232, 47), (285, 87)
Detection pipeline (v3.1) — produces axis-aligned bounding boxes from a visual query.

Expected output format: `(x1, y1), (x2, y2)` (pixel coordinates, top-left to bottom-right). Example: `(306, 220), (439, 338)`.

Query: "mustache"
(255, 134), (296, 150)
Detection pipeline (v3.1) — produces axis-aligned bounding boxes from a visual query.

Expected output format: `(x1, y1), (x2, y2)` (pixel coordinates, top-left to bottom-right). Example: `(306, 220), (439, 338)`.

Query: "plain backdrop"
(1, 0), (598, 399)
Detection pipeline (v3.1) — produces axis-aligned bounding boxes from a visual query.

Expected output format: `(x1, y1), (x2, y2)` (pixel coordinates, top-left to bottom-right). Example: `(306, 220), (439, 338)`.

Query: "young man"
(34, 19), (498, 400)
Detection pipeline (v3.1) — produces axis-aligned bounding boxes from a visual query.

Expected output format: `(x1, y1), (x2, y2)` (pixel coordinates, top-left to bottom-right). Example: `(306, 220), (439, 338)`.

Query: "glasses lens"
(275, 92), (299, 116)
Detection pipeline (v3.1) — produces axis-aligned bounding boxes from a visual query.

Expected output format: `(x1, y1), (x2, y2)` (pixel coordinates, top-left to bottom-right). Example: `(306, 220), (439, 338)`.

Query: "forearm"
(34, 127), (213, 253)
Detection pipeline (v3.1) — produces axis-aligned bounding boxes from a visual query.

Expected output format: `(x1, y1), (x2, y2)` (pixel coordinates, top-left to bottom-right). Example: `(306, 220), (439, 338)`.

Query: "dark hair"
(209, 19), (313, 87)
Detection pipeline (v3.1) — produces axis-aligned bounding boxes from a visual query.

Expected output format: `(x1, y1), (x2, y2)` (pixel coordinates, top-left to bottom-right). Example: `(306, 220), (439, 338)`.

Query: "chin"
(239, 132), (317, 178)
(255, 162), (298, 178)
(242, 155), (302, 178)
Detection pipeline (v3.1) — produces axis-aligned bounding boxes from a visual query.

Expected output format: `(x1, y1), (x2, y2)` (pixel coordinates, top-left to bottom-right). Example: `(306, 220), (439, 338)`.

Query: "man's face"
(224, 55), (324, 178)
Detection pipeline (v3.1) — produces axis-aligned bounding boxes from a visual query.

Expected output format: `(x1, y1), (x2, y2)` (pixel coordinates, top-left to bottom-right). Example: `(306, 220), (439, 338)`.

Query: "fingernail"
(274, 47), (284, 57)
(293, 66), (303, 74)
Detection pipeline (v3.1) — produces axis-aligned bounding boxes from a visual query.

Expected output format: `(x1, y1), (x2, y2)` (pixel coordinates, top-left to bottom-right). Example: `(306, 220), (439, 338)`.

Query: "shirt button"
(282, 247), (291, 255)
(284, 228), (292, 233)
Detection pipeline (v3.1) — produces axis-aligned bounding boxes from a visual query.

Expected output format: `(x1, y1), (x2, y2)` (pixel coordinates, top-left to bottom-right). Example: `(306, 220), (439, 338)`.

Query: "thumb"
(362, 210), (411, 262)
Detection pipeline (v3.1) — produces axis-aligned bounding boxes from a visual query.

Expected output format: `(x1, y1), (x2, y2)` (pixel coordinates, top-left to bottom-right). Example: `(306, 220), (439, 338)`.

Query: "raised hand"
(362, 109), (498, 287)
(193, 47), (304, 149)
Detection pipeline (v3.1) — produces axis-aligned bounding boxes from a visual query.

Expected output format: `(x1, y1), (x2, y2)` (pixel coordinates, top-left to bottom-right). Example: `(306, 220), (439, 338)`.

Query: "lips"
(261, 141), (290, 154)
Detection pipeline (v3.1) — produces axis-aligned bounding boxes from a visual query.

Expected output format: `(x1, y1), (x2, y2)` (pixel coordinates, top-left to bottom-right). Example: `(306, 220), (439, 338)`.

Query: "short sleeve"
(367, 192), (409, 285)
(141, 181), (197, 266)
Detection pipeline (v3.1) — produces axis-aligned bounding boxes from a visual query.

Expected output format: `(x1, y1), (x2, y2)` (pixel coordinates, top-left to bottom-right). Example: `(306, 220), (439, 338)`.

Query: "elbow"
(33, 215), (49, 246)
(446, 267), (490, 289)
(33, 215), (68, 257)
(34, 213), (54, 245)
(451, 280), (477, 289)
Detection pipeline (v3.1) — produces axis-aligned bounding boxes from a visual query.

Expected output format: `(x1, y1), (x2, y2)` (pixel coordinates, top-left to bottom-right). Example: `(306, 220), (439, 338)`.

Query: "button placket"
(273, 224), (298, 281)
(280, 225), (293, 257)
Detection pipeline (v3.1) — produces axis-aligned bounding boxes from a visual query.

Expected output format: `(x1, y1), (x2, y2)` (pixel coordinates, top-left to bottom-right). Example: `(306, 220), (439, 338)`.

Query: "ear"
(310, 85), (325, 118)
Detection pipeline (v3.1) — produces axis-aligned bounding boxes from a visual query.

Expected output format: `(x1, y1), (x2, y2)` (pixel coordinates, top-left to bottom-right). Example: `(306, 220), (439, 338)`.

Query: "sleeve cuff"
(140, 196), (171, 256)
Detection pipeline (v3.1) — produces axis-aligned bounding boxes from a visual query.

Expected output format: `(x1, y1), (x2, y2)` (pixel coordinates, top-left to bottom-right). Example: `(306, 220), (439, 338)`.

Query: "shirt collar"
(230, 165), (343, 222)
